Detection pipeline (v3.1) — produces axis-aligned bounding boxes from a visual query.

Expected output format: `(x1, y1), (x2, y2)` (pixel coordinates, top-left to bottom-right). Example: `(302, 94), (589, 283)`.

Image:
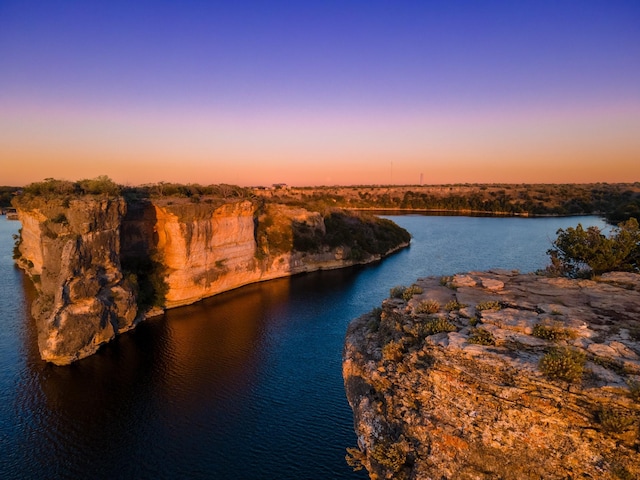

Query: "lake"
(0, 214), (606, 479)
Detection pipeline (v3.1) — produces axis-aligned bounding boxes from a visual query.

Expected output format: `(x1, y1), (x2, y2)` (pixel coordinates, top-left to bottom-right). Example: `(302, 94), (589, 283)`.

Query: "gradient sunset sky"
(1, 0), (639, 186)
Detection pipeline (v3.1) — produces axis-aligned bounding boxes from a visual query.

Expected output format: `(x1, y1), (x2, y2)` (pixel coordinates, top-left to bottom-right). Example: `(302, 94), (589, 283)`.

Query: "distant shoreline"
(347, 207), (601, 218)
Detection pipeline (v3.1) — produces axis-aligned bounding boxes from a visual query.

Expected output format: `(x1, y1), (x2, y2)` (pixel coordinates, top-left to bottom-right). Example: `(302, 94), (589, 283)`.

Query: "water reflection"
(159, 278), (293, 408)
(2, 215), (607, 480)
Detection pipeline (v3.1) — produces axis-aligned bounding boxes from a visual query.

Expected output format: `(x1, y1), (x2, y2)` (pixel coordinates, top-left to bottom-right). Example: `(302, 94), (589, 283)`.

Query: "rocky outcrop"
(14, 195), (409, 364)
(15, 197), (138, 365)
(343, 270), (640, 479)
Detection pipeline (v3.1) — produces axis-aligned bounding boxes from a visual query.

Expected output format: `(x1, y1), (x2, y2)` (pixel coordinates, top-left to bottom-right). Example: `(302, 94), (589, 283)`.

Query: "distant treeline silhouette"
(7, 177), (640, 223)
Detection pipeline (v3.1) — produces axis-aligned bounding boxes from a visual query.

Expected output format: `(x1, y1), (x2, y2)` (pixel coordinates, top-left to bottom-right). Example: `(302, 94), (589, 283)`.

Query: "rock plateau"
(343, 270), (640, 479)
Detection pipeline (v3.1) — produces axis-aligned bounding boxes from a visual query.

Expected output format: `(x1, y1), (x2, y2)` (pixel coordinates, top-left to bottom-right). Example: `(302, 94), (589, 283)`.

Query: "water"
(0, 214), (606, 479)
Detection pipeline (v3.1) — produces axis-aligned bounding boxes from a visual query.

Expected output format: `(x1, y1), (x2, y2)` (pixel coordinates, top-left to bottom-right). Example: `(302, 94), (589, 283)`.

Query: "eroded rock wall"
(152, 200), (260, 307)
(343, 271), (640, 479)
(14, 196), (409, 364)
(121, 201), (393, 308)
(15, 197), (138, 365)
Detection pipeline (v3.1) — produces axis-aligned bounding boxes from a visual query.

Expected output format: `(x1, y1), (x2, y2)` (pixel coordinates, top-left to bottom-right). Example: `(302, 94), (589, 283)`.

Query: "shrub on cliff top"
(532, 321), (575, 341)
(414, 299), (440, 314)
(444, 300), (466, 311)
(539, 347), (586, 383)
(476, 300), (501, 311)
(390, 285), (407, 298)
(422, 317), (457, 336)
(468, 328), (495, 345)
(21, 176), (121, 197)
(545, 218), (640, 278)
(402, 285), (422, 301)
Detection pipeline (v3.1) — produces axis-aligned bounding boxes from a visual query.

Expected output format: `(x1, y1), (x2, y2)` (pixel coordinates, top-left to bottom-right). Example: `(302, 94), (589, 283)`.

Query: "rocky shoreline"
(13, 195), (410, 365)
(343, 270), (640, 479)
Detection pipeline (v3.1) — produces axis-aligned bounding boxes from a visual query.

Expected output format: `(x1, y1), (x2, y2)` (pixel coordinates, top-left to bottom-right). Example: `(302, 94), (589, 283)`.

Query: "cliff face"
(343, 271), (640, 479)
(121, 200), (406, 308)
(125, 200), (260, 308)
(15, 197), (138, 365)
(14, 195), (409, 364)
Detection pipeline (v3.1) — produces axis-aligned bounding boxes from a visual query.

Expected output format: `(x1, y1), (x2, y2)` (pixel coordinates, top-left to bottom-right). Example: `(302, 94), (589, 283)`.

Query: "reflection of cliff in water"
(157, 276), (293, 413)
(11, 274), (297, 472)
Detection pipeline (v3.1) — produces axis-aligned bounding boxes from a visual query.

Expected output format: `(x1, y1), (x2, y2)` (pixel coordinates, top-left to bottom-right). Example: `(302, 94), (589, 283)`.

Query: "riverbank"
(253, 183), (640, 222)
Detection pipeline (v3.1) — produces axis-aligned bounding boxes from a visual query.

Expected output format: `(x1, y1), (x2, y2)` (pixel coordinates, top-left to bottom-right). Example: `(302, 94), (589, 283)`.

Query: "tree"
(546, 218), (640, 278)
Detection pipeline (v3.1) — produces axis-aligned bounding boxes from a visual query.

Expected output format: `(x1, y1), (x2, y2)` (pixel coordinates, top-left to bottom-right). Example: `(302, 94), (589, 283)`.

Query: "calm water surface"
(0, 215), (606, 479)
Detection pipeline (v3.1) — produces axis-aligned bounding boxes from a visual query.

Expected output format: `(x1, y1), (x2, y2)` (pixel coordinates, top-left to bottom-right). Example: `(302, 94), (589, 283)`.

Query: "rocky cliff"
(343, 270), (640, 479)
(13, 195), (410, 364)
(14, 196), (138, 365)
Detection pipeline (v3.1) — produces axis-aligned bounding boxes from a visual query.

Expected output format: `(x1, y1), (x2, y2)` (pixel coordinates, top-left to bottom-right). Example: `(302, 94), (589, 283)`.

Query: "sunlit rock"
(344, 271), (640, 479)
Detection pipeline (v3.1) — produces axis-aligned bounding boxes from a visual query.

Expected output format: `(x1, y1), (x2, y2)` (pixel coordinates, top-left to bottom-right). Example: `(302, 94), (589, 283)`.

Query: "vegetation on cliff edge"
(545, 217), (640, 278)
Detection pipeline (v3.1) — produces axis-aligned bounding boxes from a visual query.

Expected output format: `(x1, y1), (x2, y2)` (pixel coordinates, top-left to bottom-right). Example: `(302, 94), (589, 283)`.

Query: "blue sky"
(1, 1), (639, 185)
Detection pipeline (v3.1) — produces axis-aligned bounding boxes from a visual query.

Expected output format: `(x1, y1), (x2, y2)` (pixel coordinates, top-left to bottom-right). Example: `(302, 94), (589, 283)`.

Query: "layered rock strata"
(15, 197), (138, 365)
(14, 195), (409, 364)
(343, 270), (640, 479)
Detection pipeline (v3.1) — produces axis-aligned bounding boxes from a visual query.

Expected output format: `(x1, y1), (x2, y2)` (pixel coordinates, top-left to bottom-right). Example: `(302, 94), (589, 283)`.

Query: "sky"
(1, 0), (639, 187)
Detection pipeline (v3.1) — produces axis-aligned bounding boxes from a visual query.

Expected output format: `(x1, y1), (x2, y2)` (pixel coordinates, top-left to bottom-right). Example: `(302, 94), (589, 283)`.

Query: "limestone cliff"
(14, 197), (138, 365)
(343, 271), (640, 479)
(121, 199), (410, 308)
(13, 195), (410, 364)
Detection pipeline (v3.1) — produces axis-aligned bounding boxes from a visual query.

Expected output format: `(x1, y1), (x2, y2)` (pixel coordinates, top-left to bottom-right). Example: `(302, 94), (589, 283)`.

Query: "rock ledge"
(343, 271), (640, 479)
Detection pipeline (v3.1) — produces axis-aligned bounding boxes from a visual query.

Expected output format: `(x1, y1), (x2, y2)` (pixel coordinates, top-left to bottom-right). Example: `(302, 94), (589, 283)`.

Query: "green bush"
(629, 326), (640, 342)
(627, 380), (640, 401)
(597, 407), (636, 433)
(390, 285), (406, 298)
(476, 301), (501, 311)
(22, 176), (121, 197)
(546, 218), (640, 278)
(415, 299), (440, 314)
(122, 257), (168, 308)
(382, 340), (404, 362)
(367, 307), (383, 332)
(532, 321), (575, 341)
(323, 211), (411, 256)
(539, 347), (586, 383)
(402, 285), (422, 301)
(468, 328), (495, 345)
(75, 175), (121, 195)
(12, 230), (22, 260)
(423, 317), (457, 336)
(444, 300), (466, 311)
(370, 441), (406, 473)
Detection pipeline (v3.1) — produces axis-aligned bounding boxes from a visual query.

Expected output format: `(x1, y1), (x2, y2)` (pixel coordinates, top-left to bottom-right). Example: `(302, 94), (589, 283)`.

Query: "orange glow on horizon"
(1, 100), (639, 187)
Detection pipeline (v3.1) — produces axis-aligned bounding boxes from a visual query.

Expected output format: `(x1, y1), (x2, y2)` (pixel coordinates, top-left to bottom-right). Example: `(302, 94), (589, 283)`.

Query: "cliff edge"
(343, 270), (640, 479)
(14, 196), (138, 365)
(13, 194), (410, 365)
